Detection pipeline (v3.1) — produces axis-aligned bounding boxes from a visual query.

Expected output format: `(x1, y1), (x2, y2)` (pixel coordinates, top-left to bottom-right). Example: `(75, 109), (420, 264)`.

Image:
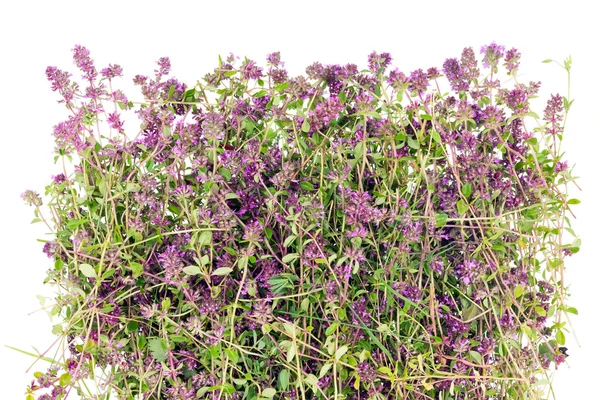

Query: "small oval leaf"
(335, 345), (348, 360)
(183, 266), (201, 275)
(79, 263), (96, 278)
(212, 267), (233, 276)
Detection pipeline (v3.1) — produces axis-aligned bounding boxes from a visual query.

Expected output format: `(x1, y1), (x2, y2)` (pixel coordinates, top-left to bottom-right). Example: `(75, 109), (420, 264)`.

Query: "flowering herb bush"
(20, 43), (579, 400)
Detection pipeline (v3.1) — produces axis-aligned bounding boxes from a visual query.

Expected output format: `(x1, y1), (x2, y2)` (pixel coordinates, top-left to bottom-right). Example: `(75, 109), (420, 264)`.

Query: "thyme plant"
(20, 44), (579, 399)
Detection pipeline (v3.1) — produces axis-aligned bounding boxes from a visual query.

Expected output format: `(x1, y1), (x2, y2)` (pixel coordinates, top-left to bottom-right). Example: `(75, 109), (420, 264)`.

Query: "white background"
(1, 1), (597, 398)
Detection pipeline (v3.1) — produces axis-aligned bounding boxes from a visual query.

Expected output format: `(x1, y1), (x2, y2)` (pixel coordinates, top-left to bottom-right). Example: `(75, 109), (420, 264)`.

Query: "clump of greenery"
(20, 44), (579, 399)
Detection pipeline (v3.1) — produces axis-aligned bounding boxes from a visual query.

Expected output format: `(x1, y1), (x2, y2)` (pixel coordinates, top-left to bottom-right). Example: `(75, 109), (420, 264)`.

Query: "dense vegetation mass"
(21, 43), (578, 399)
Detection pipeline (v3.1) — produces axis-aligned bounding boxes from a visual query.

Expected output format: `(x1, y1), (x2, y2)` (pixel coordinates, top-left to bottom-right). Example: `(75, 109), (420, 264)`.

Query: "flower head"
(480, 42), (505, 69)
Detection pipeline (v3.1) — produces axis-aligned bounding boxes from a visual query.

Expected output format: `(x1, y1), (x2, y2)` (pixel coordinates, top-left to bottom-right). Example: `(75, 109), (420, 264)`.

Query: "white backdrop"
(1, 1), (597, 398)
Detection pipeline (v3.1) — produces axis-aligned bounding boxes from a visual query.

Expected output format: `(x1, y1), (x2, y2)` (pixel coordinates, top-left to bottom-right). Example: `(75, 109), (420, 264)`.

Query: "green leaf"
(198, 230), (213, 247)
(283, 235), (297, 247)
(148, 338), (168, 362)
(407, 137), (420, 150)
(212, 267), (233, 276)
(326, 323), (338, 336)
(262, 388), (277, 399)
(304, 374), (318, 391)
(274, 82), (289, 92)
(101, 268), (116, 279)
(79, 263), (96, 278)
(556, 329), (566, 345)
(524, 111), (540, 119)
(225, 192), (240, 200)
(431, 129), (442, 144)
(282, 253), (298, 263)
(59, 373), (71, 387)
(238, 255), (249, 270)
(461, 183), (472, 198)
(264, 226), (273, 239)
(354, 141), (365, 158)
(435, 213), (448, 228)
(301, 119), (310, 133)
(286, 343), (296, 362)
(462, 303), (480, 321)
(542, 59), (553, 63)
(514, 285), (524, 299)
(301, 297), (310, 312)
(535, 306), (547, 316)
(300, 181), (314, 191)
(130, 262), (143, 279)
(468, 351), (483, 365)
(52, 324), (63, 335)
(567, 198), (580, 205)
(456, 199), (468, 215)
(221, 383), (236, 394)
(126, 321), (139, 333)
(253, 89), (268, 98)
(278, 369), (290, 390)
(566, 307), (578, 315)
(378, 366), (392, 375)
(183, 266), (202, 275)
(335, 345), (348, 360)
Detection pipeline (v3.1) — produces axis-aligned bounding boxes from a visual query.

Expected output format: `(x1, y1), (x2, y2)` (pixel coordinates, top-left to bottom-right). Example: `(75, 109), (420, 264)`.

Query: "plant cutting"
(19, 43), (579, 399)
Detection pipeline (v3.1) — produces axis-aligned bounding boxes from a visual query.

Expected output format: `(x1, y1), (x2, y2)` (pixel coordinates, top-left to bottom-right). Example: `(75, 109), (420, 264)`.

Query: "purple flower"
(52, 173), (66, 184)
(480, 42), (505, 69)
(477, 338), (495, 357)
(201, 112), (226, 141)
(241, 59), (263, 80)
(504, 48), (521, 72)
(427, 67), (440, 79)
(269, 68), (288, 84)
(42, 241), (58, 259)
(501, 87), (529, 113)
(454, 259), (485, 285)
(460, 47), (479, 80)
(174, 184), (194, 198)
(155, 57), (171, 77)
(305, 61), (324, 80)
(45, 66), (72, 93)
(408, 68), (429, 94)
(351, 296), (371, 327)
(72, 45), (97, 80)
(367, 51), (392, 74)
(243, 219), (263, 242)
(554, 161), (568, 173)
(356, 361), (377, 383)
(429, 257), (444, 274)
(308, 96), (344, 131)
(443, 58), (469, 92)
(266, 51), (282, 67)
(107, 111), (125, 132)
(334, 264), (352, 280)
(21, 190), (42, 206)
(453, 337), (470, 354)
(101, 64), (123, 79)
(544, 94), (564, 135)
